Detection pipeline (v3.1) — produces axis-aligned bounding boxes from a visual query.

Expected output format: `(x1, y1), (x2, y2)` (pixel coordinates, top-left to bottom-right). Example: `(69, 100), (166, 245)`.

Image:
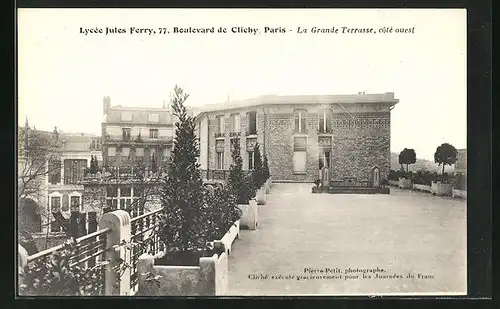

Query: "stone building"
(194, 92), (399, 183)
(80, 97), (180, 219)
(101, 96), (175, 168)
(18, 122), (103, 251)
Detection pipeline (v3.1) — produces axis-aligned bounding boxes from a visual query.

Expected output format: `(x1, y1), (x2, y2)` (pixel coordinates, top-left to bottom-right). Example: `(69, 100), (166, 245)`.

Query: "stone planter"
(398, 177), (412, 189)
(431, 181), (453, 196)
(214, 221), (240, 255)
(255, 186), (266, 205)
(137, 220), (239, 296)
(238, 199), (258, 230)
(413, 183), (432, 193)
(388, 180), (399, 187)
(265, 179), (271, 194)
(452, 188), (467, 199)
(137, 252), (228, 296)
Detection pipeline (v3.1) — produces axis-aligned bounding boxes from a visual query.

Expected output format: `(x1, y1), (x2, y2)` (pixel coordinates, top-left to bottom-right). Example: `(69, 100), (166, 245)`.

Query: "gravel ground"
(226, 183), (467, 296)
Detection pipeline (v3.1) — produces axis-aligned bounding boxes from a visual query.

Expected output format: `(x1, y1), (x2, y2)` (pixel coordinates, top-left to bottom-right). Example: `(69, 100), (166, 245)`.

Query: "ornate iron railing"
(201, 169), (252, 182)
(24, 227), (111, 296)
(129, 207), (165, 291)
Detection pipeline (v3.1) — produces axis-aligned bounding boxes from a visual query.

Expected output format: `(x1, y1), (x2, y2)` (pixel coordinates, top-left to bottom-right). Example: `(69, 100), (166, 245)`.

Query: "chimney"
(52, 126), (59, 141)
(103, 96), (111, 115)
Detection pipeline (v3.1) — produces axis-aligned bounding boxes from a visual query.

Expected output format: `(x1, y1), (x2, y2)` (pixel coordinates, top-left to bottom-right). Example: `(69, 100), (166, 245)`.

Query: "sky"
(18, 9), (466, 160)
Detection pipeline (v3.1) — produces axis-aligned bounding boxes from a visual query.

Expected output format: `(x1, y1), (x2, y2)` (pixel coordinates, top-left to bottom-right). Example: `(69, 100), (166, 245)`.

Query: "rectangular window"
(148, 113), (160, 123)
(248, 151), (254, 170)
(135, 147), (144, 158)
(121, 112), (132, 122)
(319, 151), (331, 169)
(48, 160), (61, 184)
(217, 116), (225, 134)
(247, 112), (257, 135)
(163, 147), (171, 161)
(121, 187), (132, 197)
(232, 114), (240, 132)
(295, 110), (307, 133)
(216, 152), (224, 170)
(133, 187), (143, 197)
(63, 159), (87, 185)
(122, 128), (131, 141)
(51, 220), (61, 232)
(122, 147), (130, 162)
(70, 196), (80, 212)
(51, 196), (61, 213)
(149, 129), (159, 139)
(293, 151), (307, 173)
(106, 187), (118, 198)
(318, 109), (332, 133)
(108, 147), (116, 157)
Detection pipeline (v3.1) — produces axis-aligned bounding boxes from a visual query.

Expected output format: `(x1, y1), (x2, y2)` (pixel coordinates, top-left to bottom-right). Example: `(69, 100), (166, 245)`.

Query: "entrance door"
(372, 167), (380, 187)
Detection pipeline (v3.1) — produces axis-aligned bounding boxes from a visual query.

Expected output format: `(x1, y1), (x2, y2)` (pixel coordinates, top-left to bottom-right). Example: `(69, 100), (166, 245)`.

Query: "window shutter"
(294, 112), (300, 132)
(62, 194), (69, 212)
(301, 111), (306, 133)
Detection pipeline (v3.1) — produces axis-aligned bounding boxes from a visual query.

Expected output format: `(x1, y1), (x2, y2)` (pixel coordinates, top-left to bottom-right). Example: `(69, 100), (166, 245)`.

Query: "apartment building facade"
(195, 92), (399, 183)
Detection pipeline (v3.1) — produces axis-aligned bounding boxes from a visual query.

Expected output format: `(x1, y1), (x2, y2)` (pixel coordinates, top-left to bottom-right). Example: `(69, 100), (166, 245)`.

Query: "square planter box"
(137, 220), (239, 296)
(398, 177), (412, 189)
(452, 188), (467, 199)
(255, 186), (267, 205)
(238, 199), (258, 230)
(413, 183), (432, 193)
(431, 181), (452, 196)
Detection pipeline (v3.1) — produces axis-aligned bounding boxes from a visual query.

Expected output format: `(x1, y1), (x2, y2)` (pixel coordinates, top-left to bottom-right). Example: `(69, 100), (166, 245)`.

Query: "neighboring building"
(81, 97), (179, 217)
(46, 130), (103, 233)
(18, 122), (103, 251)
(101, 96), (175, 168)
(194, 92), (399, 182)
(455, 148), (467, 174)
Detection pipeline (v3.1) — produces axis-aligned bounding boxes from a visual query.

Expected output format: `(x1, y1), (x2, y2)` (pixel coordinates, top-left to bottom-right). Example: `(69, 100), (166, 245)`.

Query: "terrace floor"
(226, 183), (467, 296)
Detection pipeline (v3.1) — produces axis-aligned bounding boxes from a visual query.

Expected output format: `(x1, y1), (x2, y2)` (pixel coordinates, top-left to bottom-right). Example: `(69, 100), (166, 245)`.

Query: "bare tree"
(17, 125), (63, 252)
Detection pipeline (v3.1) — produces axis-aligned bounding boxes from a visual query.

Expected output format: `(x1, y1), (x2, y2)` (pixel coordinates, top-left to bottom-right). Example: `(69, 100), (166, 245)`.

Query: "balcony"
(81, 166), (166, 184)
(229, 132), (241, 138)
(246, 131), (257, 137)
(104, 135), (173, 146)
(215, 133), (226, 139)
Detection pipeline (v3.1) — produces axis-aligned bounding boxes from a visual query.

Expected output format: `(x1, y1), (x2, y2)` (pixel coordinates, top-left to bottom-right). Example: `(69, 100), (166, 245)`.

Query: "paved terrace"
(227, 183), (467, 296)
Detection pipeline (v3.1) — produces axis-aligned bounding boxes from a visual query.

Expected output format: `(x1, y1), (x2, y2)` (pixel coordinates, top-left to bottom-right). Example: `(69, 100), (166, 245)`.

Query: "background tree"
(228, 138), (248, 203)
(262, 153), (270, 181)
(434, 143), (458, 180)
(151, 153), (158, 174)
(18, 125), (63, 252)
(398, 148), (417, 173)
(157, 86), (207, 256)
(252, 143), (264, 188)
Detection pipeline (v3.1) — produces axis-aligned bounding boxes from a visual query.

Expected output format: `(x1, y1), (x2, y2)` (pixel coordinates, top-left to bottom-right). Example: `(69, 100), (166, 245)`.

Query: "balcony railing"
(229, 132), (241, 138)
(21, 227), (111, 296)
(201, 169), (252, 182)
(215, 133), (226, 138)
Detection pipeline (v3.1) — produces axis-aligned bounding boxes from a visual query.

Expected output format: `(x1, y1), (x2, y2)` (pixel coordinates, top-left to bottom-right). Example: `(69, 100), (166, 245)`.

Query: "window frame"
(294, 110), (307, 133)
(149, 129), (159, 139)
(216, 151), (224, 170)
(247, 112), (257, 135)
(293, 150), (307, 173)
(68, 191), (82, 213)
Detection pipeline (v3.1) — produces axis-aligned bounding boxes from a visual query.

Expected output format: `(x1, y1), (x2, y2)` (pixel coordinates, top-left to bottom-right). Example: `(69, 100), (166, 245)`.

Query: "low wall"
(413, 184), (432, 192)
(238, 199), (258, 230)
(214, 221), (240, 255)
(388, 180), (399, 187)
(137, 253), (228, 296)
(452, 188), (467, 199)
(398, 177), (412, 189)
(431, 182), (453, 196)
(256, 186), (266, 205)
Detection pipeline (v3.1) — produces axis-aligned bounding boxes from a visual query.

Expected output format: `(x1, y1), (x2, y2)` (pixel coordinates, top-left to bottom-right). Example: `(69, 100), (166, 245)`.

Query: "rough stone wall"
(201, 105), (391, 182)
(330, 112), (391, 181)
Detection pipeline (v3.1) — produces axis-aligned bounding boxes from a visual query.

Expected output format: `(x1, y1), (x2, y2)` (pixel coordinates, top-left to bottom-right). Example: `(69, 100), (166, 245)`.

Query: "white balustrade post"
(99, 210), (131, 296)
(18, 245), (29, 294)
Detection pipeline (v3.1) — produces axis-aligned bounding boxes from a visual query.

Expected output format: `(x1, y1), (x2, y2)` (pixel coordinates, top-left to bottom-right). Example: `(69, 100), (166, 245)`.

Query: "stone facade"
(195, 93), (398, 183)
